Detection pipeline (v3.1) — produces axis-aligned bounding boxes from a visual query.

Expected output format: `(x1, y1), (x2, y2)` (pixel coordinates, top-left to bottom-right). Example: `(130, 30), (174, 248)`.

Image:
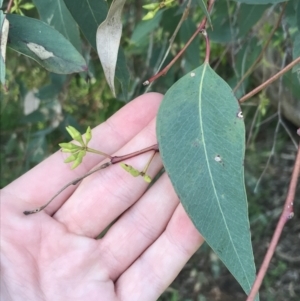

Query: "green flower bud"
(142, 3), (159, 10)
(61, 149), (79, 153)
(64, 154), (77, 163)
(71, 150), (86, 169)
(142, 11), (156, 20)
(120, 163), (140, 177)
(66, 126), (85, 146)
(59, 142), (81, 151)
(143, 174), (152, 183)
(85, 126), (92, 145)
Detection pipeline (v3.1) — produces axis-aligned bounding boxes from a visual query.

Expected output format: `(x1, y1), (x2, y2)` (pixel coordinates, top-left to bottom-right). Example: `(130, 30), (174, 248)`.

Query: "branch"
(23, 144), (159, 215)
(143, 0), (215, 85)
(5, 0), (14, 13)
(239, 56), (300, 103)
(246, 141), (300, 301)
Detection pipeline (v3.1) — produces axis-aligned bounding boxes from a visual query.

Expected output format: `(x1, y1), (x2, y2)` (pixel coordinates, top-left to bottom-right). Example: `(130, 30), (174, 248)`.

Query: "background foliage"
(1, 0), (300, 300)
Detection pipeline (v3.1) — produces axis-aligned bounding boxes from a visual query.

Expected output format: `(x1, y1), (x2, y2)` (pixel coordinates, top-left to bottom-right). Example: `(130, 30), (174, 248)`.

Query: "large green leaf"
(32, 0), (81, 52)
(7, 14), (86, 74)
(63, 0), (129, 100)
(157, 64), (258, 299)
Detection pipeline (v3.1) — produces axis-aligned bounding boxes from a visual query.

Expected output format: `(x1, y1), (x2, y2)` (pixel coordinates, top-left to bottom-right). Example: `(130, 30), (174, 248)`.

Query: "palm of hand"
(2, 199), (116, 300)
(1, 94), (203, 301)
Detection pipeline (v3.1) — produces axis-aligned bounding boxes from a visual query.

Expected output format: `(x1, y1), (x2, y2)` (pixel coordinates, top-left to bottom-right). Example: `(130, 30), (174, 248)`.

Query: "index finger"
(3, 93), (163, 211)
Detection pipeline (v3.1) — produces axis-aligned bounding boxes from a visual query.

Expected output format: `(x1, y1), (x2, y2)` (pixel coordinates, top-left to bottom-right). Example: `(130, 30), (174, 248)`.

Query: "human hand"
(1, 93), (204, 301)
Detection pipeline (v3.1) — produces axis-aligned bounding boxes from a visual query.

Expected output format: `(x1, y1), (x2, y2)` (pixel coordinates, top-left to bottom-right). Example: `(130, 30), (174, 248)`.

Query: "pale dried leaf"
(1, 18), (9, 63)
(0, 16), (9, 86)
(96, 0), (126, 97)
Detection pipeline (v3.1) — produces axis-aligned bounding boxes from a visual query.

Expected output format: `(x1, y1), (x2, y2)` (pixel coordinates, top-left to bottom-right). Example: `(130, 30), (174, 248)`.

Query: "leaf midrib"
(197, 64), (251, 290)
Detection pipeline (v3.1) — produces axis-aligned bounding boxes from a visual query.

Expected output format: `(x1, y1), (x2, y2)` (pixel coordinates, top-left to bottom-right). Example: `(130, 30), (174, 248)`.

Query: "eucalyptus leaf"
(32, 0), (81, 51)
(157, 64), (258, 299)
(7, 14), (87, 74)
(96, 0), (126, 96)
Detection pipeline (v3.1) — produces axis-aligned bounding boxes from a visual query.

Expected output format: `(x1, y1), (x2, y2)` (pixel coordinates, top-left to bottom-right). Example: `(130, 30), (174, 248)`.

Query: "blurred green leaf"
(297, 0), (300, 30)
(196, 0), (213, 28)
(131, 9), (163, 46)
(233, 37), (262, 96)
(33, 0), (81, 51)
(36, 73), (66, 100)
(207, 0), (237, 43)
(237, 4), (269, 37)
(26, 135), (47, 163)
(283, 70), (300, 98)
(292, 33), (300, 72)
(63, 0), (107, 49)
(230, 0), (290, 4)
(7, 14), (87, 74)
(180, 18), (200, 68)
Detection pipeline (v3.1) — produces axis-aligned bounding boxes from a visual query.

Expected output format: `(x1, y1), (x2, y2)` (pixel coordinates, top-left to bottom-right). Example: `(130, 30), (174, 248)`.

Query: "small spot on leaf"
(190, 72), (195, 77)
(214, 155), (222, 162)
(237, 110), (243, 119)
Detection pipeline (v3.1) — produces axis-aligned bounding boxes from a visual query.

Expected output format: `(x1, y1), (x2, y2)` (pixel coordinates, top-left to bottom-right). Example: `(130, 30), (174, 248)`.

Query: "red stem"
(5, 0), (14, 13)
(246, 142), (300, 301)
(143, 0), (215, 85)
(239, 56), (300, 103)
(111, 144), (159, 163)
(202, 30), (210, 64)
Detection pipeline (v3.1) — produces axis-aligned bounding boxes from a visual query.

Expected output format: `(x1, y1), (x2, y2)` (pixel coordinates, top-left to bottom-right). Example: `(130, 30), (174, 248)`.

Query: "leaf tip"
(81, 65), (88, 72)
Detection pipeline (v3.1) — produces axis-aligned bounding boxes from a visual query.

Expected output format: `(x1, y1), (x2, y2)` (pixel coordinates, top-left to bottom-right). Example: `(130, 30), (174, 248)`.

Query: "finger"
(53, 117), (163, 237)
(115, 204), (204, 301)
(3, 93), (163, 213)
(94, 173), (179, 280)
